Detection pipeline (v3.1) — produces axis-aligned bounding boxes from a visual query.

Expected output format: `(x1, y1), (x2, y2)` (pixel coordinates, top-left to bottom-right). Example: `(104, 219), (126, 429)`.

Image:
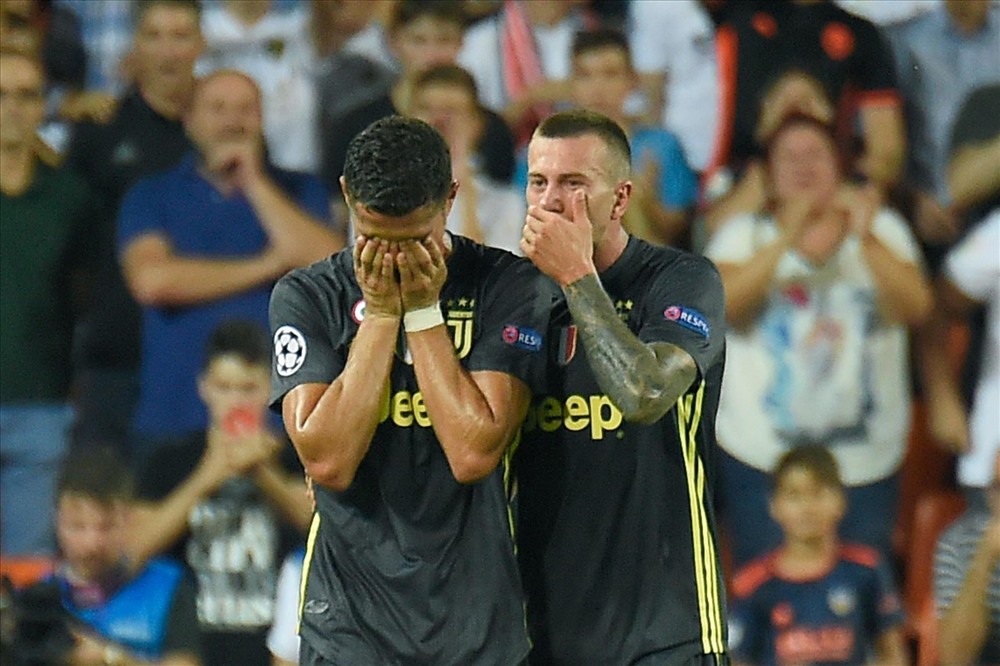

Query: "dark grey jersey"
(516, 237), (729, 664)
(269, 236), (552, 665)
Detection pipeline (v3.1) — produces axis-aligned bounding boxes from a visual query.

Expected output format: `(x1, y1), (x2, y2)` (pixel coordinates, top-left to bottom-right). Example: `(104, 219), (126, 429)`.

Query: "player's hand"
(522, 189), (596, 287)
(834, 183), (880, 238)
(354, 236), (402, 318)
(397, 235), (447, 310)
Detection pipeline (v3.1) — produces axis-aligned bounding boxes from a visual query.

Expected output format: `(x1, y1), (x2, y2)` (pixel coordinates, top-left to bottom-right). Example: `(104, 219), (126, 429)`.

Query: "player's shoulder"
(273, 250), (353, 303)
(732, 551), (780, 600)
(637, 239), (722, 283)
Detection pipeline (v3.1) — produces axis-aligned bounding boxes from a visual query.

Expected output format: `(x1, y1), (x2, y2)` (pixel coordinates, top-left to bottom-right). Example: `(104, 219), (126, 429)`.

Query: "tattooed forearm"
(564, 274), (697, 423)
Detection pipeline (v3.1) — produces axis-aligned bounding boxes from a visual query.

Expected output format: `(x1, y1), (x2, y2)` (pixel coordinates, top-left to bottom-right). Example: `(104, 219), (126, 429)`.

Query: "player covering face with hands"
(269, 116), (552, 665)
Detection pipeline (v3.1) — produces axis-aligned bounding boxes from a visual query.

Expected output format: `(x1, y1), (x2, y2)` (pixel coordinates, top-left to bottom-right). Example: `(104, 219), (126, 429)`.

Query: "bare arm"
(245, 173), (344, 266)
(563, 274), (696, 423)
(122, 234), (285, 307)
(715, 235), (791, 330)
(252, 460), (311, 533)
(938, 519), (1000, 664)
(860, 231), (932, 325)
(703, 161), (767, 237)
(947, 135), (1000, 216)
(870, 627), (908, 666)
(857, 104), (906, 189)
(409, 322), (531, 482)
(282, 315), (399, 491)
(918, 277), (977, 453)
(126, 449), (231, 567)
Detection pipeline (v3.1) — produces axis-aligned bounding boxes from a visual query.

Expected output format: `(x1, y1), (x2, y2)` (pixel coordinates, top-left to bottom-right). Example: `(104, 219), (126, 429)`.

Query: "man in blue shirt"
(118, 69), (342, 459)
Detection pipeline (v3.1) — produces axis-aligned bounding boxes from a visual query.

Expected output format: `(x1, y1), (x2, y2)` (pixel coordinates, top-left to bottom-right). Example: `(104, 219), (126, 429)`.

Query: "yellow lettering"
(412, 391), (431, 427)
(563, 395), (589, 432)
(538, 397), (563, 432)
(378, 382), (391, 423)
(391, 391), (413, 427)
(588, 395), (622, 439)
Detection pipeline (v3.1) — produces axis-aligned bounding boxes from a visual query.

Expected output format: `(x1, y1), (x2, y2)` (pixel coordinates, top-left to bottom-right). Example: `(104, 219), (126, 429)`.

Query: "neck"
(778, 535), (838, 575)
(139, 75), (194, 120)
(0, 143), (36, 196)
(521, 0), (569, 27)
(593, 224), (629, 273)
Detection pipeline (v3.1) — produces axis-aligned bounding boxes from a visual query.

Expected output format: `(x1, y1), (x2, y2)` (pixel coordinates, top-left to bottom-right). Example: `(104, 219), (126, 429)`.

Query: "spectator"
(704, 67), (835, 237)
(709, 0), (905, 192)
(921, 211), (999, 501)
(198, 0), (317, 174)
(51, 446), (202, 665)
(323, 0), (517, 192)
(118, 69), (339, 457)
(947, 83), (1000, 228)
(458, 0), (595, 145)
(891, 0), (1000, 264)
(311, 0), (396, 187)
(934, 451), (1000, 664)
(66, 0), (204, 455)
(568, 27), (698, 247)
(56, 0), (136, 95)
(628, 0), (720, 173)
(132, 320), (310, 666)
(728, 445), (907, 666)
(704, 114), (931, 567)
(0, 50), (97, 556)
(410, 64), (524, 253)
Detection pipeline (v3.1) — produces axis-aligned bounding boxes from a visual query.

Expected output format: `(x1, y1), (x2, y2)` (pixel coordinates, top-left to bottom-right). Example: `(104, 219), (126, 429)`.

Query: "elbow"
(303, 457), (355, 493)
(447, 448), (502, 485)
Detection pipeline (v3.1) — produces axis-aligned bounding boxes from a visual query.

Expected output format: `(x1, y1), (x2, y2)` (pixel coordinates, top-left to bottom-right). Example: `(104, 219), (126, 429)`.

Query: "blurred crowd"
(0, 0), (998, 664)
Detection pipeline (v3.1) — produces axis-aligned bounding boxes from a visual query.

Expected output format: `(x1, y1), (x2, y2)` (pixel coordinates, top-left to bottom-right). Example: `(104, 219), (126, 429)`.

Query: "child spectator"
(132, 320), (310, 666)
(728, 445), (907, 666)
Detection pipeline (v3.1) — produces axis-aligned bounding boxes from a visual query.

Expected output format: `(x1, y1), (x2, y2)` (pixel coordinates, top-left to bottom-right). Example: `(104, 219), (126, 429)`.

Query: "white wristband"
(403, 302), (444, 332)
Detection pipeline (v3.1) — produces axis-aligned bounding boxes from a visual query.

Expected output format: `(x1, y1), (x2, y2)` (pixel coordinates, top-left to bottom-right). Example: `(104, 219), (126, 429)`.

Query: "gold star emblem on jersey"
(614, 299), (633, 321)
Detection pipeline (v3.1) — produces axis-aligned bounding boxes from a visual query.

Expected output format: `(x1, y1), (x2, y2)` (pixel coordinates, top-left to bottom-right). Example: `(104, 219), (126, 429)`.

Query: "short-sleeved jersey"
(729, 544), (905, 666)
(268, 235), (552, 665)
(515, 237), (728, 664)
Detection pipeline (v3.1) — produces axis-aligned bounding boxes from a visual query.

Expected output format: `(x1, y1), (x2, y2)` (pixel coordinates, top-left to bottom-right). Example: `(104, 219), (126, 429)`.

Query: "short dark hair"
(772, 445), (843, 492)
(534, 110), (632, 178)
(134, 0), (202, 25)
(571, 28), (631, 66)
(413, 64), (480, 103)
(343, 115), (452, 216)
(56, 447), (135, 505)
(390, 0), (465, 32)
(203, 319), (270, 370)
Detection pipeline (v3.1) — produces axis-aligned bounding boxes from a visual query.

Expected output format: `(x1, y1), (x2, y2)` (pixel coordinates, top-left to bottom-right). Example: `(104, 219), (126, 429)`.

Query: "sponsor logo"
(502, 325), (542, 352)
(523, 394), (623, 439)
(274, 326), (306, 376)
(828, 586), (856, 616)
(664, 305), (710, 339)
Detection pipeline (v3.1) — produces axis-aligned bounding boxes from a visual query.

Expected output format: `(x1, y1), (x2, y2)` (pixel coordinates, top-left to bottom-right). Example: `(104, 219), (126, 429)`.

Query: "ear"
(443, 180), (459, 217)
(610, 181), (632, 222)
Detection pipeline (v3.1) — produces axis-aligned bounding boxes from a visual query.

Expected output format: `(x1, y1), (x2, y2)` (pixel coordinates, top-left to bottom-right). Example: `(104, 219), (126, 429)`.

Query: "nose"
(538, 184), (563, 213)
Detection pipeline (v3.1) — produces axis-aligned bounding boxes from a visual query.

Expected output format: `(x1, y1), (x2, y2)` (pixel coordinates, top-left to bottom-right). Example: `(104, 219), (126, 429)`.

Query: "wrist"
(403, 302), (444, 333)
